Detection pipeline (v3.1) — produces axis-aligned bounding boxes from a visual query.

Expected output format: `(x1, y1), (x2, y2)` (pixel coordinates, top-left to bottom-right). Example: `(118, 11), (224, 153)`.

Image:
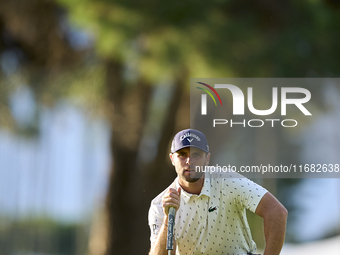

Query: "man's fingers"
(163, 202), (180, 210)
(162, 187), (181, 215)
(162, 193), (180, 205)
(169, 188), (180, 195)
(166, 188), (180, 200)
(168, 192), (180, 200)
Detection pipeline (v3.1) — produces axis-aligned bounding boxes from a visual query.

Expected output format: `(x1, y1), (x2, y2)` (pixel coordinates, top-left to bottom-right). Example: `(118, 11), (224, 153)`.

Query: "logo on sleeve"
(152, 224), (159, 235)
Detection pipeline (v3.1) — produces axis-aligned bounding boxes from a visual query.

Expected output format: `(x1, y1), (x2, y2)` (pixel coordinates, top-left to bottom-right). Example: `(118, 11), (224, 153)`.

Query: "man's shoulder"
(207, 171), (248, 184)
(208, 172), (266, 191)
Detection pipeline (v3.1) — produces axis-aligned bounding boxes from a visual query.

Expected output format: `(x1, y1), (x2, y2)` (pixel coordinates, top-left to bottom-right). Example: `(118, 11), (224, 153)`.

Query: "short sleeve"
(148, 197), (165, 246)
(230, 177), (268, 213)
(148, 181), (177, 247)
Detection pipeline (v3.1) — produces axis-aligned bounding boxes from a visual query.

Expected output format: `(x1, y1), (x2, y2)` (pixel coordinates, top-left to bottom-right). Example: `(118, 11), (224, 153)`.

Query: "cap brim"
(171, 145), (209, 154)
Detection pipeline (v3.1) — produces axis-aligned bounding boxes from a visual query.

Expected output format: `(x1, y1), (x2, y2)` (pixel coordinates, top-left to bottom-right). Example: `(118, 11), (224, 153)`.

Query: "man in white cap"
(148, 129), (287, 255)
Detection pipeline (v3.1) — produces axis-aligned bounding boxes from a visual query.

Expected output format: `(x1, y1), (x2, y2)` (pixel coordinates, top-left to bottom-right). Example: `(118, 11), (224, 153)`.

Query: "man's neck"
(178, 177), (204, 195)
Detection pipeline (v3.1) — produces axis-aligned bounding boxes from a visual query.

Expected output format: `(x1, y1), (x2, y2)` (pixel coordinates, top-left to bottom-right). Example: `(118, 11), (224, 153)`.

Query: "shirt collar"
(175, 176), (211, 204)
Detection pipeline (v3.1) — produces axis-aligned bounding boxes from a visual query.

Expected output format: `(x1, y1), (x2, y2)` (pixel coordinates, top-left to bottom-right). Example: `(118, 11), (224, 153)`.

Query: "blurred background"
(0, 0), (340, 254)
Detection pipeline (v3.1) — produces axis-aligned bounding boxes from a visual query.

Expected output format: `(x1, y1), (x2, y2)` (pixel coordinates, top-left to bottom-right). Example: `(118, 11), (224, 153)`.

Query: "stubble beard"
(183, 171), (204, 183)
(181, 158), (207, 183)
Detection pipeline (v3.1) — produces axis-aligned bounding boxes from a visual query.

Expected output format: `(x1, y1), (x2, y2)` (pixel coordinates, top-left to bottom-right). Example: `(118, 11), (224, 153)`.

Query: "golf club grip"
(166, 207), (176, 251)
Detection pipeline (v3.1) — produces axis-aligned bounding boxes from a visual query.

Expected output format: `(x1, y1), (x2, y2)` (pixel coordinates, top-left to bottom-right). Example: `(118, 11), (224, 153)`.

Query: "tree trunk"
(102, 59), (190, 254)
(104, 58), (153, 254)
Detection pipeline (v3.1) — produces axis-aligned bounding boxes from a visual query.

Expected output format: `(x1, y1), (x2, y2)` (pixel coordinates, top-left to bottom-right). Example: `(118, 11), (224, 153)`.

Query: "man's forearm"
(149, 217), (176, 255)
(255, 192), (288, 255)
(263, 207), (288, 255)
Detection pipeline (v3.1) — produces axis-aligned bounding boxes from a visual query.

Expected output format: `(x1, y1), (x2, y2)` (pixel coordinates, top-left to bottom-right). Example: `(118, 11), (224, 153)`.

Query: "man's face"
(170, 147), (210, 183)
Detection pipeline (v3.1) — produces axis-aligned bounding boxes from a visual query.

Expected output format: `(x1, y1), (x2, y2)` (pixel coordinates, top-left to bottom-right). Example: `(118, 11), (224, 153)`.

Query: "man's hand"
(162, 187), (181, 216)
(149, 187), (181, 255)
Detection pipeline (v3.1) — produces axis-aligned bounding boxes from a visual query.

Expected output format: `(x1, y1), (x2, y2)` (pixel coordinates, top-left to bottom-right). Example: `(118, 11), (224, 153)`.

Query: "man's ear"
(205, 153), (211, 166)
(169, 153), (175, 166)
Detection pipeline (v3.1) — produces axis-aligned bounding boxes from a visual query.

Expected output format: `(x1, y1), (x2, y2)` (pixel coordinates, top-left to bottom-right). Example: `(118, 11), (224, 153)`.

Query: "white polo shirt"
(148, 173), (267, 255)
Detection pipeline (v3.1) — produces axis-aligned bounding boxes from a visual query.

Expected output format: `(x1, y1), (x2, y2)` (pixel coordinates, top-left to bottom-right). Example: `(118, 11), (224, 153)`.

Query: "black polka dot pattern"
(148, 173), (267, 254)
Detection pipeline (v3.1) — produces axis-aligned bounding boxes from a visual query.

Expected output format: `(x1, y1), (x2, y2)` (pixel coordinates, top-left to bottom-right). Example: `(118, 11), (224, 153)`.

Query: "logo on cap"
(171, 129), (209, 153)
(180, 133), (201, 142)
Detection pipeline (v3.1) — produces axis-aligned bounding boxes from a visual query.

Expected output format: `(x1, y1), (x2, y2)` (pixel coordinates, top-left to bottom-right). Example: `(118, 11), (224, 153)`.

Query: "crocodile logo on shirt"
(208, 206), (218, 212)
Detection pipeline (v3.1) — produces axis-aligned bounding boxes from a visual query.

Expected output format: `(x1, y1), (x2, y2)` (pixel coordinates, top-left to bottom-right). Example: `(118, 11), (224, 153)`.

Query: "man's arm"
(149, 215), (176, 255)
(255, 192), (288, 255)
(149, 187), (181, 255)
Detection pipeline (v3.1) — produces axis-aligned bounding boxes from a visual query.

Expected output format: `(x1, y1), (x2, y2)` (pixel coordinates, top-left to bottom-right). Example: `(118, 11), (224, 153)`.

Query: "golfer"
(148, 129), (287, 255)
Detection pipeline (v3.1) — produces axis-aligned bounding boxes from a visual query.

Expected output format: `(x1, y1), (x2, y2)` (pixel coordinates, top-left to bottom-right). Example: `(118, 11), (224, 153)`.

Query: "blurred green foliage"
(57, 0), (340, 80)
(0, 217), (84, 255)
(1, 0), (340, 254)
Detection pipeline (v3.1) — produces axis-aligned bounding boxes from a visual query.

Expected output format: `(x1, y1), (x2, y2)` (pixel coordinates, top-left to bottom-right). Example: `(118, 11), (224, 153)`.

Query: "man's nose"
(185, 156), (191, 164)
